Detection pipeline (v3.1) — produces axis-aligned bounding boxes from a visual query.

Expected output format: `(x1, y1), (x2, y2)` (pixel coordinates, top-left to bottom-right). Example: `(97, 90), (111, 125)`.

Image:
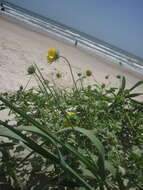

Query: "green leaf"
(17, 125), (54, 142)
(58, 127), (105, 180)
(75, 127), (105, 180)
(130, 99), (143, 105)
(17, 125), (97, 177)
(0, 125), (25, 142)
(0, 142), (15, 147)
(0, 121), (59, 163)
(105, 161), (117, 177)
(81, 168), (96, 179)
(65, 163), (94, 190)
(125, 93), (143, 98)
(129, 80), (143, 92)
(56, 147), (94, 190)
(75, 128), (104, 156)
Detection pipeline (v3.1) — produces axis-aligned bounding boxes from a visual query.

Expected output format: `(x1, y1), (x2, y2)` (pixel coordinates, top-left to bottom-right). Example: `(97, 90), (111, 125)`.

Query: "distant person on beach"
(119, 61), (122, 66)
(75, 40), (78, 47)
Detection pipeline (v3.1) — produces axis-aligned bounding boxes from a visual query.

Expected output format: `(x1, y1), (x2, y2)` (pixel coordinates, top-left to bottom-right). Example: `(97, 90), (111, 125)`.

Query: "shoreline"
(1, 2), (143, 77)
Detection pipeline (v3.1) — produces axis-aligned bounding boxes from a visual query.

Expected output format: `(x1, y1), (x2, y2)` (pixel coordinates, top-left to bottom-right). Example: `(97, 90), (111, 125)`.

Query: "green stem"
(34, 64), (69, 122)
(33, 74), (45, 93)
(34, 64), (54, 96)
(60, 56), (78, 91)
(23, 75), (33, 91)
(34, 72), (49, 96)
(76, 77), (84, 89)
(34, 73), (60, 119)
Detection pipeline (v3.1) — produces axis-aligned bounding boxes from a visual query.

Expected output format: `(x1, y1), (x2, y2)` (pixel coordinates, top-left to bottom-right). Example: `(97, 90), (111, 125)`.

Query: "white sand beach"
(0, 16), (143, 98)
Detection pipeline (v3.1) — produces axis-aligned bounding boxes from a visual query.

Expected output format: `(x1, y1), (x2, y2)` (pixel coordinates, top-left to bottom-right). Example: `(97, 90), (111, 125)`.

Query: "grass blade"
(0, 120), (59, 163)
(125, 93), (143, 98)
(129, 80), (143, 92)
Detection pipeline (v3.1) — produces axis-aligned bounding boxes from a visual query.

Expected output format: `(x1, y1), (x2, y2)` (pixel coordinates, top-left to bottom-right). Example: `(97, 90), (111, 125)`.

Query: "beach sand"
(0, 16), (143, 101)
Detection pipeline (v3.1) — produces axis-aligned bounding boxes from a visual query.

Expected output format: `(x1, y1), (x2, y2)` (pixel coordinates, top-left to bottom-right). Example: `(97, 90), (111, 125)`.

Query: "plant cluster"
(0, 49), (143, 190)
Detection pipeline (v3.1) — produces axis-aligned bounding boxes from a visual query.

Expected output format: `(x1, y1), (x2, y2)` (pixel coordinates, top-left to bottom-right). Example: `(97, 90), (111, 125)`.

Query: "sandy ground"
(0, 16), (143, 122)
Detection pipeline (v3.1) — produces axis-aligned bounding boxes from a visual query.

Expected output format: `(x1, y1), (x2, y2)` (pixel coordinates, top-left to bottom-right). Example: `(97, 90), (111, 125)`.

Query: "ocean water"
(1, 1), (143, 74)
(2, 0), (143, 60)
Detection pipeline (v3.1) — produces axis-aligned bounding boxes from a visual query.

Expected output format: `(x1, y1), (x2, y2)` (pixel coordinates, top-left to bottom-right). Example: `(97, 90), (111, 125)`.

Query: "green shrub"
(0, 50), (143, 190)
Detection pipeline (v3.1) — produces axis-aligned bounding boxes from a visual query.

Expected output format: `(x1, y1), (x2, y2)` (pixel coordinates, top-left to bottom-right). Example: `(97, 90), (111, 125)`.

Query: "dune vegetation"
(0, 49), (143, 190)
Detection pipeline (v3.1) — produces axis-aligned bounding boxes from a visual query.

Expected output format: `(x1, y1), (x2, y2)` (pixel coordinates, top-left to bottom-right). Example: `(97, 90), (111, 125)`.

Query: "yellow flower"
(63, 119), (70, 126)
(63, 111), (77, 127)
(67, 111), (76, 117)
(47, 48), (59, 63)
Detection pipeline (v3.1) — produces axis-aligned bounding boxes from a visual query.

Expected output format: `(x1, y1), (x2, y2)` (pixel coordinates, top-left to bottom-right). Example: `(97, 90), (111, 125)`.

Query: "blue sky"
(4, 0), (143, 59)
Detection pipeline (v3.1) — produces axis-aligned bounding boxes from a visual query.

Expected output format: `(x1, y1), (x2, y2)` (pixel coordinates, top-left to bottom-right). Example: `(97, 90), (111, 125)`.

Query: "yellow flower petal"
(47, 48), (59, 63)
(67, 111), (76, 117)
(63, 119), (70, 126)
